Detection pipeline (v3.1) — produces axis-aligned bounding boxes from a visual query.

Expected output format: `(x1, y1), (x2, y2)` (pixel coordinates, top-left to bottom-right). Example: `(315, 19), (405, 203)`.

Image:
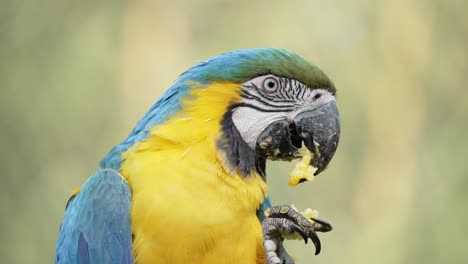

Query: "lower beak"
(293, 101), (340, 175)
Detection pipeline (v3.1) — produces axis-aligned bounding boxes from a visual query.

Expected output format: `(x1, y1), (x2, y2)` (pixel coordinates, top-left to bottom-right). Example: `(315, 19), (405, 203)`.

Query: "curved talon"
(291, 223), (308, 244)
(310, 217), (333, 232)
(308, 229), (321, 255)
(263, 205), (333, 262)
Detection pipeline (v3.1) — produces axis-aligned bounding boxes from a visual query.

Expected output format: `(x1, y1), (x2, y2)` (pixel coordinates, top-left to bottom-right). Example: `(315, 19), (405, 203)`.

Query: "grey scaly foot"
(262, 205), (332, 264)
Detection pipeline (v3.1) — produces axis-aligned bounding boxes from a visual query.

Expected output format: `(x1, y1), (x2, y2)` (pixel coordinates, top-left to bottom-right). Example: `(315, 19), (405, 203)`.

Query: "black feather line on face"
(234, 102), (294, 113)
(240, 90), (296, 109)
(279, 78), (294, 100)
(218, 107), (259, 177)
(250, 83), (297, 103)
(298, 84), (307, 100)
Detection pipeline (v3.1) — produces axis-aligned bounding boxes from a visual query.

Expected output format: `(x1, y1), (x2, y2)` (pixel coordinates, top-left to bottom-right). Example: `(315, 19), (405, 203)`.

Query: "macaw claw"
(262, 205), (332, 264)
(290, 223), (308, 244)
(310, 217), (333, 232)
(308, 229), (321, 255)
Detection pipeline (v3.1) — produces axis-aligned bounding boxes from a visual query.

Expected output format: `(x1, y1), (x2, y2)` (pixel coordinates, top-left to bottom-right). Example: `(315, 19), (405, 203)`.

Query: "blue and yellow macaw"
(55, 48), (340, 264)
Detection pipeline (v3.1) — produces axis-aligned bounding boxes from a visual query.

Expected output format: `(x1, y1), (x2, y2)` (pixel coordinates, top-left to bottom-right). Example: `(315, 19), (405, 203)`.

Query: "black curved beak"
(256, 101), (340, 176)
(294, 101), (340, 175)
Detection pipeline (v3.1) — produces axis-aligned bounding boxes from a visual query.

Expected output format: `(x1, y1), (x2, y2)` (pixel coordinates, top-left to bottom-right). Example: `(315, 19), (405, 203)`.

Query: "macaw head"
(178, 48), (340, 177)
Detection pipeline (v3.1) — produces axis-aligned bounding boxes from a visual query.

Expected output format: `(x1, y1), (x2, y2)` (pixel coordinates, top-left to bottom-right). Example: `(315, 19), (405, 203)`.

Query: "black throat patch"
(218, 106), (266, 178)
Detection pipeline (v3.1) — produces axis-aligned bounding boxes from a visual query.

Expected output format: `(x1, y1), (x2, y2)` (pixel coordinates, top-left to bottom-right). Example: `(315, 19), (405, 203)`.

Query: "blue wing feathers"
(55, 169), (133, 264)
(77, 233), (90, 264)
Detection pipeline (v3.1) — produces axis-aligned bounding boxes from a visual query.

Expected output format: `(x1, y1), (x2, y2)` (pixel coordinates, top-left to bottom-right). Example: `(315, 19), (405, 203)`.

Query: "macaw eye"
(262, 77), (279, 92)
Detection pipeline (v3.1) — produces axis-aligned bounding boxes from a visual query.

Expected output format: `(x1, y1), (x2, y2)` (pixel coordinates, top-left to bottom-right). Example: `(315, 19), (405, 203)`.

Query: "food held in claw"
(281, 205), (320, 240)
(288, 144), (318, 186)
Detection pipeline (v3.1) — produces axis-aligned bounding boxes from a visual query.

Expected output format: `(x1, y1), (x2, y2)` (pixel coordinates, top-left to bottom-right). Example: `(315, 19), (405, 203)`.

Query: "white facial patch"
(231, 107), (286, 149)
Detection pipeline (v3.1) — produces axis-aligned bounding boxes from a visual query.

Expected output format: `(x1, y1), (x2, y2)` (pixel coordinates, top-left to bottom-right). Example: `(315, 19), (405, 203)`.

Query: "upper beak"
(293, 101), (340, 175)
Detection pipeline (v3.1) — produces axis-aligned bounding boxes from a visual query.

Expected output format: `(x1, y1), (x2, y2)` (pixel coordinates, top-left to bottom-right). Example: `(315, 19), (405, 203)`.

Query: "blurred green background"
(1, 0), (467, 263)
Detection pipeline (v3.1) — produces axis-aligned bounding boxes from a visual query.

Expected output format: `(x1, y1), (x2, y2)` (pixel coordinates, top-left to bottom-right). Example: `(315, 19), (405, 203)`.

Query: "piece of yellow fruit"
(288, 145), (317, 186)
(300, 207), (319, 222)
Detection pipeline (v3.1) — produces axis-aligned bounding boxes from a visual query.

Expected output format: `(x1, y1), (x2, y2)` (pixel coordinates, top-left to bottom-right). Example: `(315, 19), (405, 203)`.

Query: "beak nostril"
(288, 123), (302, 149)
